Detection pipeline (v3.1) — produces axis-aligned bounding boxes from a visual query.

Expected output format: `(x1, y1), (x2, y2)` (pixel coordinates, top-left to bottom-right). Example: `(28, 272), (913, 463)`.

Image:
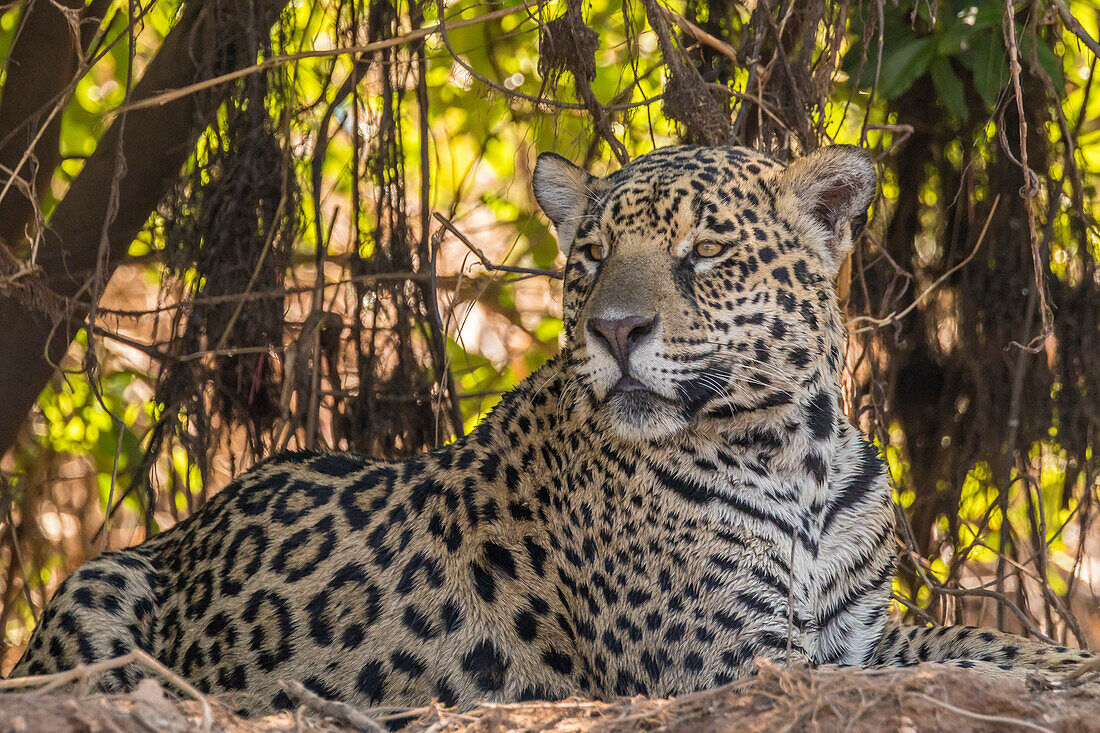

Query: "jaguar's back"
(12, 145), (1095, 713)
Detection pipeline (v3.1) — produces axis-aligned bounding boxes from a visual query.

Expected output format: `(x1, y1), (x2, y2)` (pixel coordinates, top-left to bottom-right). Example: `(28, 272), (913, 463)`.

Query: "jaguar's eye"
(694, 241), (726, 258)
(582, 243), (606, 261)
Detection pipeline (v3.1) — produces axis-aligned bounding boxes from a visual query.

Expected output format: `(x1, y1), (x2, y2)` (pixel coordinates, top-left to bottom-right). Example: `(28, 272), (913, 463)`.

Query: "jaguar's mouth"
(605, 375), (677, 406)
(611, 375), (652, 394)
(609, 386), (677, 407)
(602, 383), (686, 441)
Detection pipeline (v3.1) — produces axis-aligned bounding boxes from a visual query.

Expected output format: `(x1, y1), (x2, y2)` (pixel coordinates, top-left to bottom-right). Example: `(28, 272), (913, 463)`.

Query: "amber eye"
(583, 242), (606, 261)
(694, 241), (726, 258)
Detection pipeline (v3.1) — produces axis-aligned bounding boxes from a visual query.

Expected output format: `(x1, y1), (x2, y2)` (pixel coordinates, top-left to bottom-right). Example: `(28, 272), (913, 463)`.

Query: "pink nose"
(586, 315), (656, 369)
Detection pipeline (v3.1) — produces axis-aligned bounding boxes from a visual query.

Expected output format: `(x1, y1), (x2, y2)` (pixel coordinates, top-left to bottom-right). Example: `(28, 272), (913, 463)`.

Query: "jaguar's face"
(533, 145), (875, 442)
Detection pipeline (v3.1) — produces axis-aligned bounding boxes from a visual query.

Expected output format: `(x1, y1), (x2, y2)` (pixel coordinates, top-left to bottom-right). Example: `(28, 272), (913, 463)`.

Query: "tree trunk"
(0, 0), (291, 458)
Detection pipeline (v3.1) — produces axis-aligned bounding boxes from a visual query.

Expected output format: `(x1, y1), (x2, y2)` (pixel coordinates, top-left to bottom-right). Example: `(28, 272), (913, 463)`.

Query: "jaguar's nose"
(586, 315), (657, 370)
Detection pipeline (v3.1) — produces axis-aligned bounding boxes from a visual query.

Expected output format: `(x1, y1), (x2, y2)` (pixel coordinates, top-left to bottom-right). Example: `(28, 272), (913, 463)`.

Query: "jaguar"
(12, 144), (1095, 715)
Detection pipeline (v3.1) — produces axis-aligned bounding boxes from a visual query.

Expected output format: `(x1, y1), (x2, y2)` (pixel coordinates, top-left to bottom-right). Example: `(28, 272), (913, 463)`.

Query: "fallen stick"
(0, 649), (212, 732)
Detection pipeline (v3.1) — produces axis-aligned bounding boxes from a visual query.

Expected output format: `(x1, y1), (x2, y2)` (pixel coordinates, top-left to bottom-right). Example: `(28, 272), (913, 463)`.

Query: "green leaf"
(878, 37), (936, 99)
(970, 3), (1006, 29)
(930, 57), (969, 120)
(959, 31), (1006, 109)
(842, 11), (929, 91)
(936, 4), (996, 58)
(936, 21), (973, 58)
(535, 317), (563, 343)
(1020, 35), (1065, 96)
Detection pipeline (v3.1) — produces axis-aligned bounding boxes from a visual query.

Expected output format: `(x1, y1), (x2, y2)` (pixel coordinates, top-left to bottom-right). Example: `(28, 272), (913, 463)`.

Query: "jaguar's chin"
(603, 390), (688, 442)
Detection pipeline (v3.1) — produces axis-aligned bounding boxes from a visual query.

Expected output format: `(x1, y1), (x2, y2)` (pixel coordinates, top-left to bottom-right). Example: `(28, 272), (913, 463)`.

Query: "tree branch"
(0, 0), (294, 458)
(0, 0), (85, 253)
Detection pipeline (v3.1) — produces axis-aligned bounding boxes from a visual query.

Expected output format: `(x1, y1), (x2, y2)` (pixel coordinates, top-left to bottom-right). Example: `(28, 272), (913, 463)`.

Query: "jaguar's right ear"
(533, 152), (598, 254)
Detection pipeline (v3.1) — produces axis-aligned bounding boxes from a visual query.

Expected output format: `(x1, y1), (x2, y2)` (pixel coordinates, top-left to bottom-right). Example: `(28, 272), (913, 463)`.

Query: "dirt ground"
(1, 660), (1098, 733)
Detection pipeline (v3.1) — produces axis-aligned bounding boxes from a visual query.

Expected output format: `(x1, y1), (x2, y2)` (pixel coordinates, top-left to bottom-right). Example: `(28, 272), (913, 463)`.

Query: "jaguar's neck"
(636, 378), (849, 514)
(469, 355), (853, 513)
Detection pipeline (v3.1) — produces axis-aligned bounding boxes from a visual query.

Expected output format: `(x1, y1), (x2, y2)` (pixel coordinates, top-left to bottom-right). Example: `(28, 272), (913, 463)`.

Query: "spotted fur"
(12, 145), (1094, 713)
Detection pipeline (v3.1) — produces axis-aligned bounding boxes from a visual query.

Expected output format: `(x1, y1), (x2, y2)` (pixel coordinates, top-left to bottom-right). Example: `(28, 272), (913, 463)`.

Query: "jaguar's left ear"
(776, 145), (876, 273)
(533, 152), (600, 254)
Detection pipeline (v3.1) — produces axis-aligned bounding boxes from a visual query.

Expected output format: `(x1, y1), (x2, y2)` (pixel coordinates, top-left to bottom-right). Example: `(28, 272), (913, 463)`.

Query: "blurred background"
(0, 0), (1098, 673)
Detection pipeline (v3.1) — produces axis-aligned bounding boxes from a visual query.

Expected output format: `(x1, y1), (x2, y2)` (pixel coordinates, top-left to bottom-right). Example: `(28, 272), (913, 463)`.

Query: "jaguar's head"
(533, 145), (875, 442)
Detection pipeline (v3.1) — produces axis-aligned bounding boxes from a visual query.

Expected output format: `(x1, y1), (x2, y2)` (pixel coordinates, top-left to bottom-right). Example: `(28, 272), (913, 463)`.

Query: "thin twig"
(1003, 1), (1053, 347)
(1064, 655), (1100, 681)
(280, 680), (385, 732)
(6, 503), (39, 623)
(656, 3), (738, 64)
(1050, 0), (1100, 58)
(897, 541), (1056, 644)
(848, 195), (1000, 333)
(433, 213), (562, 279)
